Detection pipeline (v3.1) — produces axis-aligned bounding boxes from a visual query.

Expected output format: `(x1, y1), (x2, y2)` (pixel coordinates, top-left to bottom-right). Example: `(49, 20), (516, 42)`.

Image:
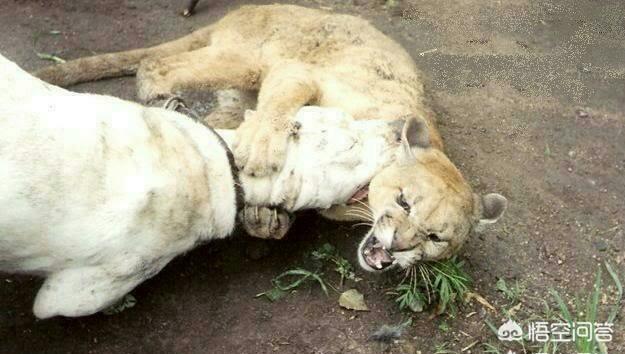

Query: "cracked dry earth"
(1, 0), (624, 353)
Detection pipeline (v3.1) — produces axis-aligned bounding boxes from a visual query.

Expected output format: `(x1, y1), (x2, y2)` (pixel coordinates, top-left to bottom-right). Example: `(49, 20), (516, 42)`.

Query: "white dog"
(0, 54), (400, 318)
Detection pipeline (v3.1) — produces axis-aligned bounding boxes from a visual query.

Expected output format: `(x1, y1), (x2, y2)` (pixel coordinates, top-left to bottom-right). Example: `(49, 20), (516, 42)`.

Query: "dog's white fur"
(221, 107), (397, 211)
(0, 54), (398, 318)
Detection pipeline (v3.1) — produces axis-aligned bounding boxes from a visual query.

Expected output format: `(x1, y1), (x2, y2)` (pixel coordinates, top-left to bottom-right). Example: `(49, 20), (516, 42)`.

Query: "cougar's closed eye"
(428, 233), (443, 242)
(396, 192), (410, 212)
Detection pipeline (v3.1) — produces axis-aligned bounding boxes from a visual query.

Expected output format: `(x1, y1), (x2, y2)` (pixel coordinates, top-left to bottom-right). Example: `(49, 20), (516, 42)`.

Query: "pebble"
(575, 109), (589, 118)
(593, 240), (608, 252)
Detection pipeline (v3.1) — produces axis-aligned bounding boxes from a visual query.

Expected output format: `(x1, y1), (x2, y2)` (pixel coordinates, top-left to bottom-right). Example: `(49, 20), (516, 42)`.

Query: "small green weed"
(485, 261), (623, 354)
(391, 257), (472, 314)
(256, 268), (328, 302)
(257, 243), (363, 302)
(549, 262), (622, 354)
(438, 321), (451, 333)
(496, 278), (524, 303)
(392, 282), (427, 312)
(433, 342), (456, 354)
(482, 342), (503, 354)
(311, 243), (361, 286)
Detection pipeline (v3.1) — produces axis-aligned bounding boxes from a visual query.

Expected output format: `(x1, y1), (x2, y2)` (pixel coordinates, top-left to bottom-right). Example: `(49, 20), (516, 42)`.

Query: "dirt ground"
(1, 0), (624, 353)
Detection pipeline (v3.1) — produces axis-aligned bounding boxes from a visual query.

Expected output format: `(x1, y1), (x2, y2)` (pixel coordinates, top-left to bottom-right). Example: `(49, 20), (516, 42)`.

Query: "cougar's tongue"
(348, 185), (369, 204)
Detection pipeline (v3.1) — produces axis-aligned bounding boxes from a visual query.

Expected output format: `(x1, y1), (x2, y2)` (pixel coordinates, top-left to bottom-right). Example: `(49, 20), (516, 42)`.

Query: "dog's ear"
(389, 119), (405, 143)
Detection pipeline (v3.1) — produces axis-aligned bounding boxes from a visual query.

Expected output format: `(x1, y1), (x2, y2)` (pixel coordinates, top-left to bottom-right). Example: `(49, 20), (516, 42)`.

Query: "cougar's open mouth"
(361, 236), (394, 270)
(348, 184), (369, 204)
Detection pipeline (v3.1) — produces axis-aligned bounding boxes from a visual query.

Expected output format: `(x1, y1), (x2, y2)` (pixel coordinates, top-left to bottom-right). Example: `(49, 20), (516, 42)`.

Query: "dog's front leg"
(32, 258), (166, 319)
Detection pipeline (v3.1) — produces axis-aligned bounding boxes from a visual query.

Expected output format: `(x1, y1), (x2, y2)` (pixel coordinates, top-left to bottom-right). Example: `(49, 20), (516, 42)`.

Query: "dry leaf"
(339, 289), (369, 311)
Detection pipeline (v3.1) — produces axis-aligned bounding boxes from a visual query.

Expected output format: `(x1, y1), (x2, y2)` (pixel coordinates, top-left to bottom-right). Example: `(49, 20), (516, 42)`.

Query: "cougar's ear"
(398, 115), (430, 162)
(475, 193), (508, 225)
(244, 109), (256, 121)
(402, 115), (430, 150)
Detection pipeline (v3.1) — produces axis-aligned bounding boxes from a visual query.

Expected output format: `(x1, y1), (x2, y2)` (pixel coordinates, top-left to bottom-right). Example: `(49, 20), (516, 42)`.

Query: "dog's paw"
(239, 206), (294, 240)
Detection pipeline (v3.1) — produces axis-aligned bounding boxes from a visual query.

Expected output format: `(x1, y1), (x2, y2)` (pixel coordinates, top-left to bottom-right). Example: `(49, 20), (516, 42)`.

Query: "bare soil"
(1, 0), (624, 353)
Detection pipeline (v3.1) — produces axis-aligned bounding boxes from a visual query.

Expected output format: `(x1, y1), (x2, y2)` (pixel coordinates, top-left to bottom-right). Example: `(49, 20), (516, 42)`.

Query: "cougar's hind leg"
(202, 89), (257, 129)
(136, 46), (261, 103)
(202, 108), (245, 129)
(35, 26), (213, 87)
(216, 89), (257, 113)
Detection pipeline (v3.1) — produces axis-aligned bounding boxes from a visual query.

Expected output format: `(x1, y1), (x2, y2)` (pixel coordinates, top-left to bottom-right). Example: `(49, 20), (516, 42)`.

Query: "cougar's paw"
(144, 94), (177, 108)
(239, 206), (294, 240)
(136, 60), (175, 103)
(233, 118), (295, 177)
(160, 96), (201, 120)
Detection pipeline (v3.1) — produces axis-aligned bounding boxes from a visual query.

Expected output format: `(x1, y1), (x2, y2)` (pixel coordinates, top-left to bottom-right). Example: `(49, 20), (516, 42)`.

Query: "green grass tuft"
(256, 268), (328, 302)
(548, 262), (622, 354)
(311, 243), (361, 287)
(391, 257), (472, 314)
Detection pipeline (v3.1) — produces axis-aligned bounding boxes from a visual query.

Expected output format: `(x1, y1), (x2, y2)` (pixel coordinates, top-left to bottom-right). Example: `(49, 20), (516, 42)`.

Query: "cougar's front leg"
(233, 61), (320, 177)
(136, 46), (261, 103)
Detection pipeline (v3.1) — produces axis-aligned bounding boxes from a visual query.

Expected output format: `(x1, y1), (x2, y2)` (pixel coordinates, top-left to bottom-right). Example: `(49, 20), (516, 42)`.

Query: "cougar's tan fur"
(35, 4), (507, 271)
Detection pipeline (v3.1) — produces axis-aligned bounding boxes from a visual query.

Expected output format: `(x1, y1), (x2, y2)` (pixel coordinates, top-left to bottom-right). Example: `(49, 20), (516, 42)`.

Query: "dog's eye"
(428, 233), (442, 242)
(396, 192), (411, 212)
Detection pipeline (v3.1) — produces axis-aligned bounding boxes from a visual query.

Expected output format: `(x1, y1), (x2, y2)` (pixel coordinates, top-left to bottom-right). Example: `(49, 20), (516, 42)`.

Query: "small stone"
(575, 109), (589, 118)
(614, 230), (624, 252)
(259, 310), (272, 321)
(578, 64), (592, 73)
(593, 240), (608, 252)
(568, 150), (576, 158)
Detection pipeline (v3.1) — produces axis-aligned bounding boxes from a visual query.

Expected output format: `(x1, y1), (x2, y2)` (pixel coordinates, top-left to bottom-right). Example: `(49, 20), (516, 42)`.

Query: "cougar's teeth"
(364, 249), (371, 256)
(375, 260), (383, 269)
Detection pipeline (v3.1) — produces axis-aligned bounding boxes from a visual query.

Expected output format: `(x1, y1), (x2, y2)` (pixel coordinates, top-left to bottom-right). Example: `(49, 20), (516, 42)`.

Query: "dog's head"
(243, 107), (401, 211)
